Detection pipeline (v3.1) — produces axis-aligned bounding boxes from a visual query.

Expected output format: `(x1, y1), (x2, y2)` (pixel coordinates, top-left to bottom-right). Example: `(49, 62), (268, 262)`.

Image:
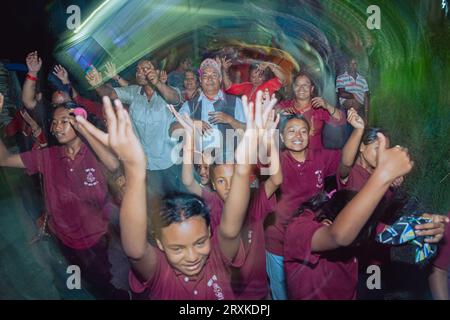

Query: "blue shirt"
(115, 85), (180, 170)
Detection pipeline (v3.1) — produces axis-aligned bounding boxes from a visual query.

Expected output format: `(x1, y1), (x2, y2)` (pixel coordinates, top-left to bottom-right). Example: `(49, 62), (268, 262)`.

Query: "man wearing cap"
(170, 58), (246, 163)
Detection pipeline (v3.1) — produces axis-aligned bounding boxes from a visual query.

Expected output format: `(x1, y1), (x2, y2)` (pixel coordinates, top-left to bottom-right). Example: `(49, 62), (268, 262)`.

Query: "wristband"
(26, 74), (38, 81)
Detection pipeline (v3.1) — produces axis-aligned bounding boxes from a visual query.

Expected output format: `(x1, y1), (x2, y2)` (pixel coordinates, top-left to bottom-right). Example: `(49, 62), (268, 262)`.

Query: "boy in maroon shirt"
(0, 94), (128, 298)
(171, 91), (282, 299)
(76, 93), (274, 299)
(284, 134), (446, 299)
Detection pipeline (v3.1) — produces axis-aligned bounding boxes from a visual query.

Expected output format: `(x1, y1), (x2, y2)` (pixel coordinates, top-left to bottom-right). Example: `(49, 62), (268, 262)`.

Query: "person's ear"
(359, 143), (366, 153)
(156, 238), (164, 252)
(280, 132), (285, 144)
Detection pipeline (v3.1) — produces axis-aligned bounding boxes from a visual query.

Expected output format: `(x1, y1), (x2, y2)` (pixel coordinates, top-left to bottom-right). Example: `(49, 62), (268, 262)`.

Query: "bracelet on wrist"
(26, 73), (38, 81)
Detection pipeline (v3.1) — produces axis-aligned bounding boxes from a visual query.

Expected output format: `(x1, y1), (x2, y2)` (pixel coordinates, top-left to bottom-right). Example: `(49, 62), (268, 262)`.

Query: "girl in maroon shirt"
(284, 136), (447, 299)
(76, 94), (275, 299)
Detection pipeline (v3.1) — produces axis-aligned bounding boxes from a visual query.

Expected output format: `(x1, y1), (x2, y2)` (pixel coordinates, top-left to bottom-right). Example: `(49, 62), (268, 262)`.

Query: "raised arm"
(167, 105), (202, 196)
(79, 96), (157, 281)
(339, 108), (365, 179)
(53, 64), (81, 99)
(311, 133), (414, 252)
(260, 91), (282, 198)
(73, 115), (120, 173)
(262, 62), (287, 86)
(105, 61), (129, 87)
(219, 91), (277, 260)
(0, 94), (26, 168)
(86, 67), (118, 100)
(147, 69), (180, 104)
(22, 51), (42, 110)
(311, 97), (344, 122)
(219, 57), (233, 90)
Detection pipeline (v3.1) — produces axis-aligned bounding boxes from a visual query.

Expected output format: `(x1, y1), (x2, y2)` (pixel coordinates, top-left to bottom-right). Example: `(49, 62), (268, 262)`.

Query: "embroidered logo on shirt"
(315, 170), (324, 188)
(84, 168), (99, 187)
(207, 275), (224, 300)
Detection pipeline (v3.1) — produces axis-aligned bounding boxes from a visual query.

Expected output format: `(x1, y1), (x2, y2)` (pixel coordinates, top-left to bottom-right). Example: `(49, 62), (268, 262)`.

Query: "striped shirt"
(336, 72), (369, 105)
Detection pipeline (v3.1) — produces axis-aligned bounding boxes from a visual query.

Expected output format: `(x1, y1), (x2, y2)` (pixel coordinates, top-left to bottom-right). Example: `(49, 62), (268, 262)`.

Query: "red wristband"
(26, 74), (38, 81)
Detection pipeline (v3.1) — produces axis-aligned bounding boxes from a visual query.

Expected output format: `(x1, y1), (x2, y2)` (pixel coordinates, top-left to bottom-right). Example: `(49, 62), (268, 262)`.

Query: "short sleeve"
(128, 249), (164, 294)
(284, 214), (324, 266)
(114, 86), (139, 105)
(362, 79), (369, 92)
(335, 75), (345, 89)
(20, 148), (47, 175)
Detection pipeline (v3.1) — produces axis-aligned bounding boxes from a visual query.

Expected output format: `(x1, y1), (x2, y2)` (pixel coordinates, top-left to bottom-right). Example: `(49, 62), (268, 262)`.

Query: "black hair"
(362, 127), (389, 145)
(295, 190), (407, 248)
(292, 72), (319, 98)
(151, 193), (210, 239)
(278, 113), (311, 135)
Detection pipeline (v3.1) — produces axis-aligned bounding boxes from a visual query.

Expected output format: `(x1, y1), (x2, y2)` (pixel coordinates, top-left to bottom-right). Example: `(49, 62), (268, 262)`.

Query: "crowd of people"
(0, 48), (449, 300)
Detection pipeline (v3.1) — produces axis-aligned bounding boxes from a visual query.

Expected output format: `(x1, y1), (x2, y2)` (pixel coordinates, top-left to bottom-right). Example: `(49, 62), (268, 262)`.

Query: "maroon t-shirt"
(276, 99), (345, 150)
(265, 149), (341, 256)
(129, 234), (246, 300)
(202, 185), (277, 299)
(20, 144), (112, 249)
(433, 220), (450, 271)
(74, 95), (104, 120)
(337, 164), (391, 265)
(284, 210), (358, 300)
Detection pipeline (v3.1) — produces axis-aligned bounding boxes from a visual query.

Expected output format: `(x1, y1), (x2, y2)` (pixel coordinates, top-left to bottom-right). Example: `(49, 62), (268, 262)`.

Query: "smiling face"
(51, 107), (78, 144)
(135, 60), (154, 85)
(184, 71), (198, 91)
(156, 216), (211, 276)
(200, 66), (221, 97)
(281, 118), (310, 153)
(210, 164), (234, 201)
(292, 75), (314, 102)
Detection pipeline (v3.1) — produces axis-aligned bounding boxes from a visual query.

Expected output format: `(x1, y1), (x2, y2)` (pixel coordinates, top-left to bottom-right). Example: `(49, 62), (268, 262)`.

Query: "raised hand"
(53, 65), (70, 85)
(347, 108), (364, 129)
(20, 110), (39, 131)
(85, 66), (103, 88)
(146, 68), (160, 85)
(159, 70), (168, 84)
(75, 97), (146, 168)
(375, 133), (414, 183)
(311, 97), (328, 110)
(104, 61), (118, 80)
(26, 51), (42, 75)
(221, 57), (232, 71)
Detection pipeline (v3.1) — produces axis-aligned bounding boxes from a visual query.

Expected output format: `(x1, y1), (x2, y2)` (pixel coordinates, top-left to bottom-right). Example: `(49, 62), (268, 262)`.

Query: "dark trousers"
(58, 234), (130, 300)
